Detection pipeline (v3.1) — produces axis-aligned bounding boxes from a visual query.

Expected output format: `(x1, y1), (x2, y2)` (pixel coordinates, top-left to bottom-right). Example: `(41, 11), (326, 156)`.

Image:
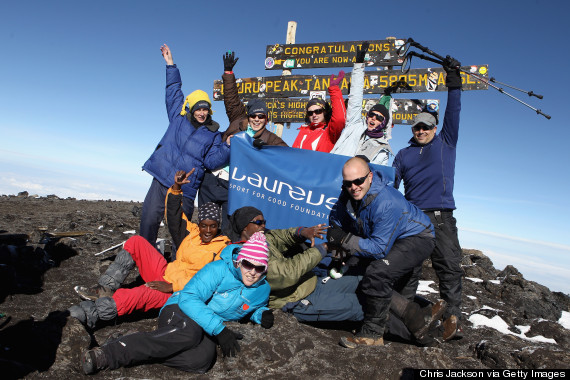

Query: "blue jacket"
(329, 170), (434, 260)
(162, 244), (270, 336)
(142, 65), (230, 200)
(392, 88), (461, 210)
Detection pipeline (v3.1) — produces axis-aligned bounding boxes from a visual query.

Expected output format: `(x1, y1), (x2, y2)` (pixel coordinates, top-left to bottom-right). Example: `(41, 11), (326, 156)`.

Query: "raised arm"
(345, 42), (369, 127)
(222, 51), (247, 125)
(326, 70), (347, 144)
(161, 44), (185, 123)
(165, 169), (194, 248)
(439, 57), (462, 147)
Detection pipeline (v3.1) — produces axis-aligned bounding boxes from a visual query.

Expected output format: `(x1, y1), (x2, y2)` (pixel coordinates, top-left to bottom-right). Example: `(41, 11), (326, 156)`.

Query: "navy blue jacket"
(142, 65), (230, 200)
(329, 170), (434, 260)
(392, 88), (461, 210)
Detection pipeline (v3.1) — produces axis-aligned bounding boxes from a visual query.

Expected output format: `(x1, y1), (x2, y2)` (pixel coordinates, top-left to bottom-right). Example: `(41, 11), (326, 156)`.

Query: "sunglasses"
(367, 111), (385, 122)
(307, 108), (324, 116)
(249, 219), (267, 226)
(342, 172), (370, 188)
(412, 124), (435, 132)
(249, 114), (267, 120)
(240, 259), (267, 274)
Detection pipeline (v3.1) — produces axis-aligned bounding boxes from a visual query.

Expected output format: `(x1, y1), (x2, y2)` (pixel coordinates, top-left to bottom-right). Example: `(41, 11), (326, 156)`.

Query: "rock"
(0, 195), (569, 378)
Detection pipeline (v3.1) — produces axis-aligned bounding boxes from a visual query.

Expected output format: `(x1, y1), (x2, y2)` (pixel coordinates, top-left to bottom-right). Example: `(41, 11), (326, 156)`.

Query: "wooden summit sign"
(212, 65), (489, 100)
(264, 39), (406, 70)
(249, 98), (440, 125)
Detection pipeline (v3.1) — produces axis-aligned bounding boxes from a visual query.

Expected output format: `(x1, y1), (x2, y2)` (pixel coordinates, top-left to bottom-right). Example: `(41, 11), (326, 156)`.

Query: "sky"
(1, 0), (569, 293)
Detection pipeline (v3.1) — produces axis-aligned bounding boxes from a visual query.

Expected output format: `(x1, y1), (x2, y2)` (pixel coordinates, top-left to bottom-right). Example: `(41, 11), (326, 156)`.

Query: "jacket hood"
(220, 244), (267, 287)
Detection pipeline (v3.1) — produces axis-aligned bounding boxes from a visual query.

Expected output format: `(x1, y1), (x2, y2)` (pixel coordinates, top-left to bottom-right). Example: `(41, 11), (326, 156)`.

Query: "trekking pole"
(401, 39), (551, 120)
(489, 78), (543, 99)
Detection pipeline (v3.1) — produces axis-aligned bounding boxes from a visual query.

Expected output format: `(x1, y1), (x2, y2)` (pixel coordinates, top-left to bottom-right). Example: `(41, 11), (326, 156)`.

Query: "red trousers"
(113, 236), (171, 316)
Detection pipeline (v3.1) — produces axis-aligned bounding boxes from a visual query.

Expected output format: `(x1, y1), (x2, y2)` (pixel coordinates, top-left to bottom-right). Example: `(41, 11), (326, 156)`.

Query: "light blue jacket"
(162, 244), (270, 336)
(330, 63), (392, 165)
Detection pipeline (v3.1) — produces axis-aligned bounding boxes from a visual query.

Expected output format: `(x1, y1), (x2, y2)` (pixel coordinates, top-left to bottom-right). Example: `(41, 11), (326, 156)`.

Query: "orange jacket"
(163, 222), (230, 292)
(163, 187), (230, 292)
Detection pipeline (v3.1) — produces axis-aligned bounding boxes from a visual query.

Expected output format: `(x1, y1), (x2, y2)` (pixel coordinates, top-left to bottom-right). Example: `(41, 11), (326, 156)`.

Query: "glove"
(327, 225), (348, 247)
(223, 51), (239, 72)
(253, 138), (266, 149)
(261, 310), (274, 329)
(355, 41), (370, 63)
(329, 70), (345, 87)
(216, 328), (242, 357)
(443, 56), (462, 89)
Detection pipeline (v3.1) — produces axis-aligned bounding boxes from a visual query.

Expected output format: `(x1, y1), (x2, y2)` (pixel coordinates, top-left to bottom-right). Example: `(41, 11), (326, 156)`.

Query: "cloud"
(460, 227), (570, 252)
(457, 194), (551, 208)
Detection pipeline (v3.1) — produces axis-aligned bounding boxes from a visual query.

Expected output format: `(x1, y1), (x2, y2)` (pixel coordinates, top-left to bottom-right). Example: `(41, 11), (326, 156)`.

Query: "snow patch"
(468, 314), (557, 344)
(559, 311), (570, 330)
(416, 280), (438, 295)
(123, 230), (136, 235)
(467, 295), (477, 300)
(465, 277), (483, 283)
(488, 279), (500, 284)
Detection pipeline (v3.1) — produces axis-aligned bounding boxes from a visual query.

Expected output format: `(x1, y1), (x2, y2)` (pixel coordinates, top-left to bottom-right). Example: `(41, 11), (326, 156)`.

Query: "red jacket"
(293, 85), (346, 152)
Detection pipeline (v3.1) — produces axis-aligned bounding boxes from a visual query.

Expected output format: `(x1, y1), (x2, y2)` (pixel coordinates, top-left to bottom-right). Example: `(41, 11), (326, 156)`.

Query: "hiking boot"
(81, 347), (108, 375)
(74, 285), (114, 301)
(443, 315), (463, 341)
(339, 334), (384, 349)
(412, 299), (447, 340)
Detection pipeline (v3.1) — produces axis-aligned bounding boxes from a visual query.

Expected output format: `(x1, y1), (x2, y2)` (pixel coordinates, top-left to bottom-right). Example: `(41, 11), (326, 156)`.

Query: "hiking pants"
(424, 210), (463, 319)
(102, 304), (216, 373)
(140, 178), (194, 248)
(360, 233), (435, 299)
(113, 236), (171, 316)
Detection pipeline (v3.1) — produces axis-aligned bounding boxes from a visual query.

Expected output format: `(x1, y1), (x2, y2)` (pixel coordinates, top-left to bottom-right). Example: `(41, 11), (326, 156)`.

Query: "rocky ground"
(0, 193), (569, 379)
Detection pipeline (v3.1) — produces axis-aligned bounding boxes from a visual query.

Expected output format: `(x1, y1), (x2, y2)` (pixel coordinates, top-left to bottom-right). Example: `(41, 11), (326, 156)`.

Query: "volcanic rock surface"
(0, 193), (569, 379)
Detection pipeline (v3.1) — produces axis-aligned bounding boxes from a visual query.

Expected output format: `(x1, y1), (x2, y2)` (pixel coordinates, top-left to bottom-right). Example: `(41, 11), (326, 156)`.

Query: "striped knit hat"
(236, 231), (269, 270)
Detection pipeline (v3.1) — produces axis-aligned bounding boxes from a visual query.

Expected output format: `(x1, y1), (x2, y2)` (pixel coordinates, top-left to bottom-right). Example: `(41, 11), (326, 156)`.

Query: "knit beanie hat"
(247, 99), (268, 116)
(224, 206), (263, 242)
(180, 89), (213, 116)
(237, 231), (269, 270)
(369, 104), (390, 122)
(198, 202), (221, 223)
(306, 97), (327, 110)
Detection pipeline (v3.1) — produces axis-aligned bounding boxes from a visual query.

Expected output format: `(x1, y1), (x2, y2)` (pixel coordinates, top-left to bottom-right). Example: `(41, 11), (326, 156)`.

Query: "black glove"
(327, 225), (348, 247)
(355, 42), (370, 63)
(216, 328), (242, 357)
(443, 56), (462, 89)
(261, 310), (274, 329)
(223, 51), (239, 72)
(253, 138), (266, 149)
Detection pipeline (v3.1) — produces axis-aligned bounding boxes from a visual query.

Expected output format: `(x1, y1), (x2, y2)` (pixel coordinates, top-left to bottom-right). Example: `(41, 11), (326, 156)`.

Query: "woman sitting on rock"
(69, 169), (230, 329)
(80, 231), (273, 375)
